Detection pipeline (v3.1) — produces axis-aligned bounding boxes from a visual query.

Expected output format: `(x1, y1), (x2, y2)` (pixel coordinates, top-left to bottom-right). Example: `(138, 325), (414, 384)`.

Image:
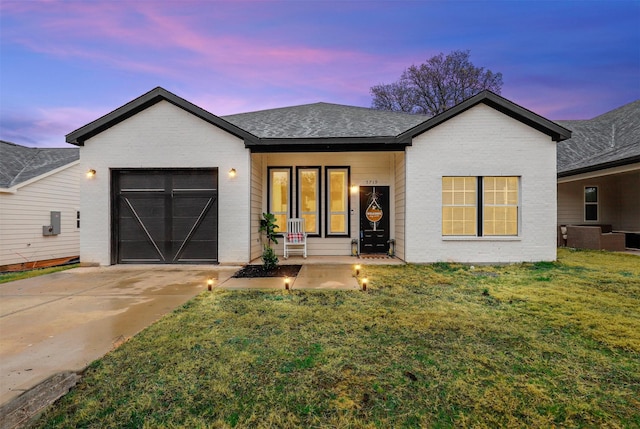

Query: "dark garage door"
(113, 169), (218, 264)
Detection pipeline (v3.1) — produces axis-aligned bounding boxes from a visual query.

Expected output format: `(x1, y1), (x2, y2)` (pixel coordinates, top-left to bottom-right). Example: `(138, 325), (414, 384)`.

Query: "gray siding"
(250, 153), (264, 261)
(558, 170), (640, 231)
(394, 152), (406, 260)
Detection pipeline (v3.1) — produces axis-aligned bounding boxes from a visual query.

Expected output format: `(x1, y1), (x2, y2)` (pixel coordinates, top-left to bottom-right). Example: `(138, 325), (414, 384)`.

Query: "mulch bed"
(232, 265), (302, 278)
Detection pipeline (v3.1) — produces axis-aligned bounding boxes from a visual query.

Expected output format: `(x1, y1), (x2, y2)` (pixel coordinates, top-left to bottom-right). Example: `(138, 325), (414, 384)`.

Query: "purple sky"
(1, 1), (639, 148)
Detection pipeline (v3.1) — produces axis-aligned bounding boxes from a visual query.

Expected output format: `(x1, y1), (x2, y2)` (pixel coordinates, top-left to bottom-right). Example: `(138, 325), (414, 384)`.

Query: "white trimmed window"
(442, 177), (477, 236)
(483, 176), (519, 236)
(442, 176), (519, 237)
(584, 186), (598, 221)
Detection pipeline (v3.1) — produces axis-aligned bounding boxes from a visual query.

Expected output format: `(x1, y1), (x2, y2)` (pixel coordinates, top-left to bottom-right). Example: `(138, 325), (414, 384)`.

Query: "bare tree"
(371, 50), (503, 116)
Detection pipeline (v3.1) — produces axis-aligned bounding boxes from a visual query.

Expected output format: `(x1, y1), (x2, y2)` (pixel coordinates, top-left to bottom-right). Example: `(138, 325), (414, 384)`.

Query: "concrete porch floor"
(248, 254), (405, 266)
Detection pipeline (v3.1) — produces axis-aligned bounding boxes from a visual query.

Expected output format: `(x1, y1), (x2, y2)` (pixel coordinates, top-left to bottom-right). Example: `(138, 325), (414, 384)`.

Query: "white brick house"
(66, 87), (570, 265)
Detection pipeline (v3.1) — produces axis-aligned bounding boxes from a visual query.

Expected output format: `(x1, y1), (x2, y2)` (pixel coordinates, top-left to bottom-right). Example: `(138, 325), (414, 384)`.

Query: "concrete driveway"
(0, 265), (237, 407)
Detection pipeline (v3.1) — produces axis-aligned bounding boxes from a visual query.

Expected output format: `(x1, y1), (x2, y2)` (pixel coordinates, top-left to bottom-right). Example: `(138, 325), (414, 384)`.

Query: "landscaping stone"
(0, 371), (80, 429)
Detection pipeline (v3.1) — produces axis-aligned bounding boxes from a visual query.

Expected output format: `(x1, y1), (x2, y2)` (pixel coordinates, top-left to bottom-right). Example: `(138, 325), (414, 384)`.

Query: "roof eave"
(245, 136), (409, 153)
(558, 155), (640, 178)
(66, 87), (257, 146)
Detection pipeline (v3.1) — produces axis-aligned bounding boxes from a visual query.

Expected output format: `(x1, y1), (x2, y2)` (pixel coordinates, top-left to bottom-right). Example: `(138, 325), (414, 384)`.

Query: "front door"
(359, 186), (390, 254)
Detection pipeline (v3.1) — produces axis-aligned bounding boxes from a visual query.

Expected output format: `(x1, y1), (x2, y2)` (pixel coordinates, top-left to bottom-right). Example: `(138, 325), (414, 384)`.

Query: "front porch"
(249, 151), (407, 262)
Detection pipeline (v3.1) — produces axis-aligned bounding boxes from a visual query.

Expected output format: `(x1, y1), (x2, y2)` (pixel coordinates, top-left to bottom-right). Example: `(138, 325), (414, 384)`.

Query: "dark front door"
(113, 169), (218, 264)
(359, 186), (390, 254)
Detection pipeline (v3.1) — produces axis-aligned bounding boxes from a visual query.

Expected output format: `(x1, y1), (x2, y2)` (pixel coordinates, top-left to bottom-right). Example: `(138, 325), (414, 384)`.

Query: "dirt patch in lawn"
(232, 265), (301, 278)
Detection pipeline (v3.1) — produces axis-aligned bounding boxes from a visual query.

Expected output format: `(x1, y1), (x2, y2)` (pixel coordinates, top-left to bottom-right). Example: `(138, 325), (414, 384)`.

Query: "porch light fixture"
(284, 276), (290, 290)
(350, 185), (358, 194)
(361, 277), (368, 291)
(351, 239), (359, 256)
(207, 278), (214, 291)
(86, 169), (96, 178)
(228, 168), (237, 178)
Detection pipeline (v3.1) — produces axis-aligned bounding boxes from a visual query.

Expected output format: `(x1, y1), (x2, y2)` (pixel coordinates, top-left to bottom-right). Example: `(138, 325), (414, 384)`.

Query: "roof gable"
(398, 90), (571, 142)
(65, 87), (257, 146)
(0, 140), (79, 189)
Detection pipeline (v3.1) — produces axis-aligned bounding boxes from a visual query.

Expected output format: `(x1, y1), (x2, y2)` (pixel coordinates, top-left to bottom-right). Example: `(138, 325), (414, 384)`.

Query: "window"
(483, 176), (518, 236)
(442, 176), (519, 237)
(584, 186), (598, 221)
(268, 167), (291, 233)
(442, 177), (477, 236)
(326, 167), (349, 235)
(297, 167), (320, 235)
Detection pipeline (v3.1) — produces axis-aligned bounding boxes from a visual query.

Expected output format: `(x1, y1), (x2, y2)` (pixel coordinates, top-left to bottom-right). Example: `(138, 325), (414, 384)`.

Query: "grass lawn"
(35, 249), (639, 428)
(0, 264), (79, 284)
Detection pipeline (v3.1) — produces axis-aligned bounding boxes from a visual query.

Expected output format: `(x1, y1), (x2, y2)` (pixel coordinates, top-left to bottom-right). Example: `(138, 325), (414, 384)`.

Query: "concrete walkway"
(219, 264), (361, 290)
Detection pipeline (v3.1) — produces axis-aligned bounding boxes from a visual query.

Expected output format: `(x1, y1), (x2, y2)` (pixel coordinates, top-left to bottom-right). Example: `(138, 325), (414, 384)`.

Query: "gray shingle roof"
(0, 141), (79, 189)
(222, 102), (429, 138)
(66, 87), (570, 154)
(557, 100), (640, 176)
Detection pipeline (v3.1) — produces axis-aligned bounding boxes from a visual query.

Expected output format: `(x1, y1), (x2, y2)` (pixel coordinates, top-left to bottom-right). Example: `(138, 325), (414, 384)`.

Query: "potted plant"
(258, 213), (279, 271)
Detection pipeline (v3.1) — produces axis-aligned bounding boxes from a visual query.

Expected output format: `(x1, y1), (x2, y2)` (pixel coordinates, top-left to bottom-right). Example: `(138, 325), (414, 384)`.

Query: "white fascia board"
(0, 160), (80, 194)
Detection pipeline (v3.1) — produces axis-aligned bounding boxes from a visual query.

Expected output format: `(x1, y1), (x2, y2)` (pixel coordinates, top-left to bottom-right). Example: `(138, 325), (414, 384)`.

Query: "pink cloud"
(2, 0), (414, 100)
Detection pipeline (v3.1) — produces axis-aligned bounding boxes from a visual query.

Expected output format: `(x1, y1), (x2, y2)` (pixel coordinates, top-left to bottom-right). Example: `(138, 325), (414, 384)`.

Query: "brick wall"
(404, 103), (557, 263)
(80, 101), (251, 265)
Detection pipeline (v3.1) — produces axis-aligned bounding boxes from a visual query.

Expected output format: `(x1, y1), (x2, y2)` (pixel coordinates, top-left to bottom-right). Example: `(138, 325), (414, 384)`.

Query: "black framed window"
(297, 167), (320, 235)
(268, 167), (292, 233)
(325, 167), (350, 236)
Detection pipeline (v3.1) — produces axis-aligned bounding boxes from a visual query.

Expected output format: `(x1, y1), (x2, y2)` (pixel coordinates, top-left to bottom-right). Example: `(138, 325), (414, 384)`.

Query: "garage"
(112, 169), (218, 264)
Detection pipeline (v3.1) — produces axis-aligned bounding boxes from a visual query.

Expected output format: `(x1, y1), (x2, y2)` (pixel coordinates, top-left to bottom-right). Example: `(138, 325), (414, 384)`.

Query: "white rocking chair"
(282, 218), (307, 259)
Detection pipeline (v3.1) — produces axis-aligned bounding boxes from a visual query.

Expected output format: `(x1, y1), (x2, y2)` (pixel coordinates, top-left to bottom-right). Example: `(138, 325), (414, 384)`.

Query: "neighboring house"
(556, 100), (640, 249)
(65, 87), (570, 266)
(0, 141), (80, 271)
